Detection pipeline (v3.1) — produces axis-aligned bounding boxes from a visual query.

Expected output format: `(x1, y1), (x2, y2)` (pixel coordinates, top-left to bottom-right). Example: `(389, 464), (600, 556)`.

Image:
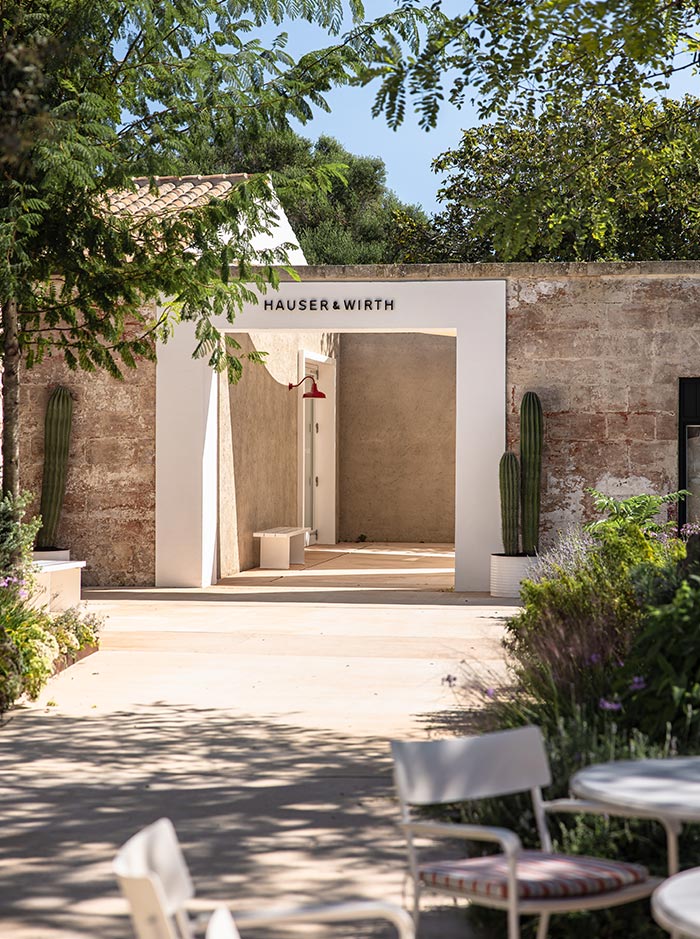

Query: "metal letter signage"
(263, 297), (396, 311)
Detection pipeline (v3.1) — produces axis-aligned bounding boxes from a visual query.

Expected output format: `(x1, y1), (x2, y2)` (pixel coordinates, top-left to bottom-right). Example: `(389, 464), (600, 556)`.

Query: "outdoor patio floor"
(0, 544), (516, 939)
(221, 543), (458, 592)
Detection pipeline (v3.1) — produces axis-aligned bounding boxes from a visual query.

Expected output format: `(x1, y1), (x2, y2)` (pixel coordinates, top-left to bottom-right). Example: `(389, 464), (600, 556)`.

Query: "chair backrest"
(206, 908), (242, 939)
(391, 725), (551, 807)
(114, 818), (195, 939)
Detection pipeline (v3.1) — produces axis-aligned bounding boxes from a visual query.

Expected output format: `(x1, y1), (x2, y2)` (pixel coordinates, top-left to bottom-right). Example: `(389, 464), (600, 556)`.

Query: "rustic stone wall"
(293, 262), (700, 547)
(505, 268), (700, 542)
(12, 262), (700, 585)
(20, 351), (156, 586)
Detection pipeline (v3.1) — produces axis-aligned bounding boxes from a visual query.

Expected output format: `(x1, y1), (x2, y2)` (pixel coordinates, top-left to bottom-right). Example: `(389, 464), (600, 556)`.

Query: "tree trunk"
(1, 297), (21, 500)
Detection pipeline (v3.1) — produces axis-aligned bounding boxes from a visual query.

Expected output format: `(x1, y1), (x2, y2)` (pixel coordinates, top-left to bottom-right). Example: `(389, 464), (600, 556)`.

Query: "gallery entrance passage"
(219, 542), (455, 593)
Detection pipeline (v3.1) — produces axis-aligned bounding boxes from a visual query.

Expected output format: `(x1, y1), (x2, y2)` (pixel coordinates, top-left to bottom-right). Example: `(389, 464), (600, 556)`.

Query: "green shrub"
(505, 523), (682, 727)
(0, 492), (101, 710)
(1, 595), (58, 699)
(447, 499), (700, 938)
(0, 492), (40, 592)
(585, 488), (688, 534)
(618, 575), (700, 743)
(0, 625), (23, 716)
(453, 713), (687, 939)
(0, 591), (102, 705)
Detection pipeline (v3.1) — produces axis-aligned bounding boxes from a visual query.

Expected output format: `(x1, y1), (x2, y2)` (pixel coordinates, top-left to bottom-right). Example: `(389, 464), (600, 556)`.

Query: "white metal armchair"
(113, 817), (414, 939)
(391, 725), (662, 939)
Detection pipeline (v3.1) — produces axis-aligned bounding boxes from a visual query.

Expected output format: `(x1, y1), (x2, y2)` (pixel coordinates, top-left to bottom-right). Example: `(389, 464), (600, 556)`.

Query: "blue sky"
(258, 3), (698, 216)
(257, 1), (472, 215)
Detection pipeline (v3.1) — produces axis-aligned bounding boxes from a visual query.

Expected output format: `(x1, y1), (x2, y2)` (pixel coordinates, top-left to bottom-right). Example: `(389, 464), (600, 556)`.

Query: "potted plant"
(490, 391), (543, 598)
(33, 386), (74, 561)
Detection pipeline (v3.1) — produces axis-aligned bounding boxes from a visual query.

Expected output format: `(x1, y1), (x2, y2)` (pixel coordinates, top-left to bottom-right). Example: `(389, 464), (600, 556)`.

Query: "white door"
(303, 364), (319, 544)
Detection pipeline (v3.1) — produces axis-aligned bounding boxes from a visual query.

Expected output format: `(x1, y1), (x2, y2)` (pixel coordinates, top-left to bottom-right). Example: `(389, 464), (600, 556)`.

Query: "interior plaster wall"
(225, 330), (338, 571)
(337, 332), (456, 542)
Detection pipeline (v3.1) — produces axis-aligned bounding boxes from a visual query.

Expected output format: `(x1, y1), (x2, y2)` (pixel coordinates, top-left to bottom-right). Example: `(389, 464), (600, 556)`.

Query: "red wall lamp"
(288, 375), (326, 399)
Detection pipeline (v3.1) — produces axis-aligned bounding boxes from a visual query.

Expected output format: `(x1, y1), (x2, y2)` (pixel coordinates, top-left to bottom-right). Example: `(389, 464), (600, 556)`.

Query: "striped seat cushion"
(419, 851), (648, 900)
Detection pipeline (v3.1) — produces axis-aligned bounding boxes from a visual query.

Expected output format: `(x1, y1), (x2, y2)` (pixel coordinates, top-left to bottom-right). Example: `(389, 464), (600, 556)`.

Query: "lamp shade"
(288, 376), (326, 398)
(302, 380), (326, 399)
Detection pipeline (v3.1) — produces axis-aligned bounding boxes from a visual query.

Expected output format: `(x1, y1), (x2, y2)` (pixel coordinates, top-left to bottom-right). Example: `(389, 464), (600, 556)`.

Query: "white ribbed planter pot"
(490, 555), (536, 599)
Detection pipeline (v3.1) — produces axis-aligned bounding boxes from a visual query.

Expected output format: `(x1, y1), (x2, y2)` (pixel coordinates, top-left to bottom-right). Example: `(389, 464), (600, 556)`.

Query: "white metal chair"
(391, 725), (663, 939)
(113, 817), (415, 939)
(205, 902), (415, 939)
(652, 867), (700, 937)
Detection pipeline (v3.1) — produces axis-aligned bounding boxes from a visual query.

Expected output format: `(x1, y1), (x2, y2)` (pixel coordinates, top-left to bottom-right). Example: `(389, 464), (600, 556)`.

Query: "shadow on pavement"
(83, 587), (519, 609)
(0, 705), (479, 939)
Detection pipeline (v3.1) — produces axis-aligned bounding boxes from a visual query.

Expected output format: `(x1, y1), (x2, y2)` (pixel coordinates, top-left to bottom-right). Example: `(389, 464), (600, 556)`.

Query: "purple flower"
(485, 687), (496, 699)
(18, 588), (28, 600)
(630, 676), (646, 691)
(599, 697), (622, 712)
(587, 653), (601, 665)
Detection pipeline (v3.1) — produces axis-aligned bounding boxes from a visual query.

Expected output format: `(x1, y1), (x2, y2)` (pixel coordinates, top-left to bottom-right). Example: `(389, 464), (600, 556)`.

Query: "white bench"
(253, 527), (311, 570)
(32, 559), (86, 612)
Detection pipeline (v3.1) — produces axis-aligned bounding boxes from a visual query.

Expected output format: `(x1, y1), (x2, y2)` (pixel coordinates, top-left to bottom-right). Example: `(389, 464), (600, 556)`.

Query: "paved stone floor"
(0, 545), (516, 938)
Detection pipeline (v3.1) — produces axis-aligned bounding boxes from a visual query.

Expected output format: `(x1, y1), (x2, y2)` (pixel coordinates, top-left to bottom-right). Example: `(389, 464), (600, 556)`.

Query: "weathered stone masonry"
(15, 262), (700, 584)
(293, 262), (700, 546)
(505, 265), (700, 541)
(20, 336), (156, 587)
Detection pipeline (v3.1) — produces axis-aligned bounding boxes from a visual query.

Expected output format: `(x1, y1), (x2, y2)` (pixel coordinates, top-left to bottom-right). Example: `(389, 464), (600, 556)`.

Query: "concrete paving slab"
(0, 546), (513, 939)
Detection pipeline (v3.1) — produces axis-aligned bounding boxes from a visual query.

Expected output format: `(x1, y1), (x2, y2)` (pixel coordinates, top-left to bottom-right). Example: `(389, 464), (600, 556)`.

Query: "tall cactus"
(520, 391), (543, 555)
(36, 386), (73, 550)
(499, 451), (520, 556)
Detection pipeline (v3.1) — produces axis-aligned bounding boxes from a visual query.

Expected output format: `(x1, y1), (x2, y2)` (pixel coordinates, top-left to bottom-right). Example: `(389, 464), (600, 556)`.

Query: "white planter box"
(490, 555), (536, 599)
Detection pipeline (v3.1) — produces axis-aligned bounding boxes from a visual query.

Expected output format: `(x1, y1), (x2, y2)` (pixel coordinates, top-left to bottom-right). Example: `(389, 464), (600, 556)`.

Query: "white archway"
(155, 278), (506, 591)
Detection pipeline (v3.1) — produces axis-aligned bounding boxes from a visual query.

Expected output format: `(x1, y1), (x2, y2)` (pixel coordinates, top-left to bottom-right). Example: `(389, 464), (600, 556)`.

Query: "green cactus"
(499, 451), (520, 556)
(36, 386), (73, 550)
(520, 391), (543, 555)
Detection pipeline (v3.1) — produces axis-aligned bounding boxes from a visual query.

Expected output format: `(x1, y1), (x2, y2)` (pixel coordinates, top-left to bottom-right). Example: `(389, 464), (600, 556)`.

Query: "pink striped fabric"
(419, 851), (648, 900)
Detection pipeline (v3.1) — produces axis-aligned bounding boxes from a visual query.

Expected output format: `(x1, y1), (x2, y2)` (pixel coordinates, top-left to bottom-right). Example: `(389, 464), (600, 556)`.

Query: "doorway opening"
(297, 351), (336, 546)
(154, 277), (506, 591)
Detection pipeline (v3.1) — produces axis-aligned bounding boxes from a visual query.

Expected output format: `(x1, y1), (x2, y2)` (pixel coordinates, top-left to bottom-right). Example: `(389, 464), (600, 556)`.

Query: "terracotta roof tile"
(109, 174), (249, 218)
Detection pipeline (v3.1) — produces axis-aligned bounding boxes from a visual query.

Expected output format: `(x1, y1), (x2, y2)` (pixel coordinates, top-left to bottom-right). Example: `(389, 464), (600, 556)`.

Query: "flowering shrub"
(504, 522), (682, 727)
(0, 492), (101, 712)
(0, 590), (101, 704)
(49, 607), (101, 659)
(3, 597), (60, 699)
(447, 498), (700, 938)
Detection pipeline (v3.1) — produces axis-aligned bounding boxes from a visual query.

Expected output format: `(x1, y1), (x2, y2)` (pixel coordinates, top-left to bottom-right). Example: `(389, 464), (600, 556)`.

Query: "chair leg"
(536, 913), (550, 939)
(507, 903), (520, 939)
(411, 883), (421, 927)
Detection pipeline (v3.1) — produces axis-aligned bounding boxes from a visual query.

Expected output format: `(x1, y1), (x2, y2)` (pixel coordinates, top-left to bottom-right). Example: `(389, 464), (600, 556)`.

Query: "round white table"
(571, 758), (700, 875)
(653, 868), (700, 937)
